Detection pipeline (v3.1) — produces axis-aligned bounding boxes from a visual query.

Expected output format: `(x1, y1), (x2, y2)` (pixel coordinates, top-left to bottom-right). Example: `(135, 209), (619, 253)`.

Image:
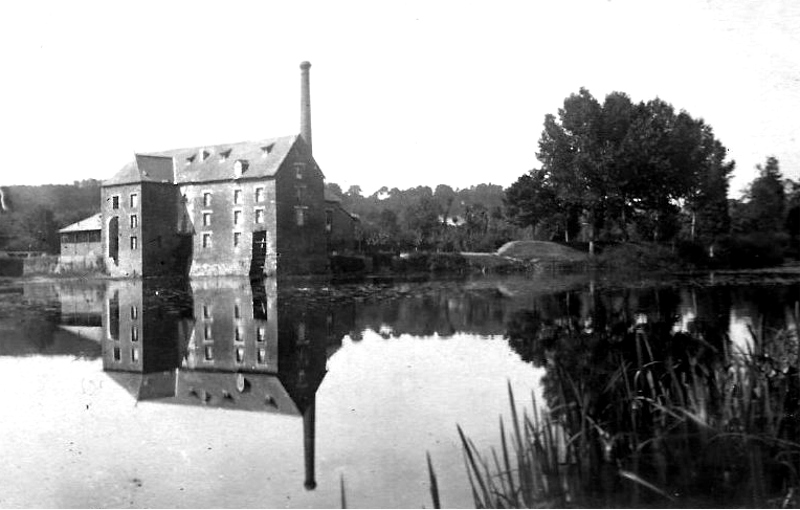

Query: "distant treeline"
(0, 180), (101, 252)
(326, 182), (524, 253)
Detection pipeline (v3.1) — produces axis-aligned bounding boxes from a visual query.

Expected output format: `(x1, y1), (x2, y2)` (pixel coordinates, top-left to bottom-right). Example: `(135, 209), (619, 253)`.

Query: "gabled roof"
(104, 135), (305, 187)
(59, 213), (102, 233)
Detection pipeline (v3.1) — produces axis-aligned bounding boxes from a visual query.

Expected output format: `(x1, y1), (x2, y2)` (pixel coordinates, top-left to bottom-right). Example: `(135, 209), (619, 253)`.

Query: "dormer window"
(261, 144), (274, 157)
(233, 159), (249, 178)
(186, 155), (196, 165)
(219, 149), (232, 162)
(198, 149), (210, 162)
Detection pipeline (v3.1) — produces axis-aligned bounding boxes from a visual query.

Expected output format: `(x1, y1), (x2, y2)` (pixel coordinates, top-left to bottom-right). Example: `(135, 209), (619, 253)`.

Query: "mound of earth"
(496, 241), (588, 262)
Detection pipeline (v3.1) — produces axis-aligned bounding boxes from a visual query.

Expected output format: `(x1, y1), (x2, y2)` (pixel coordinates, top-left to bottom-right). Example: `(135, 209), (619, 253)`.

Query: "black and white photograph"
(1, 1), (800, 507)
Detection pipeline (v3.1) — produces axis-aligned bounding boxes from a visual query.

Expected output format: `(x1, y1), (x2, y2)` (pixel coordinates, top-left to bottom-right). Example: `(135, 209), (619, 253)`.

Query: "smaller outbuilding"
(58, 213), (103, 270)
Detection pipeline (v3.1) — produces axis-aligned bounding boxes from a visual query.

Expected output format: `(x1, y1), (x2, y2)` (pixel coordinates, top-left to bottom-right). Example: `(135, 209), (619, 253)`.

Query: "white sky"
(0, 0), (798, 197)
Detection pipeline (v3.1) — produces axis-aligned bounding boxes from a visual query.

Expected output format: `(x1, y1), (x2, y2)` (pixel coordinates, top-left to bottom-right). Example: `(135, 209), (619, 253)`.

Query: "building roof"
(104, 135), (306, 187)
(324, 189), (342, 203)
(59, 213), (102, 233)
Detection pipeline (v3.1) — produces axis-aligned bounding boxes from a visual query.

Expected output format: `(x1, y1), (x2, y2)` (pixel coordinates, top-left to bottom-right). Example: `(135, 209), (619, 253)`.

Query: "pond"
(1, 271), (799, 508)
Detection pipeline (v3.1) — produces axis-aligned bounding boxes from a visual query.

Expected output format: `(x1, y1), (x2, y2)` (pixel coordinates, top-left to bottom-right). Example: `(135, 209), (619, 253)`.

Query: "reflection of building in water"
(102, 277), (349, 490)
(0, 282), (106, 357)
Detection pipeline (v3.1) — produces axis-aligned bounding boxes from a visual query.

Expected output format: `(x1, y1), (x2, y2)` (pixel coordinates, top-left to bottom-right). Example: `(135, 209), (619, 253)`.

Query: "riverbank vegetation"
(453, 316), (800, 508)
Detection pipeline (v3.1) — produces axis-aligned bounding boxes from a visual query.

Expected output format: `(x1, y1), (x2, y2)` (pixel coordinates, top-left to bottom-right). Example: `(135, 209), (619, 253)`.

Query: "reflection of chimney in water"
(300, 61), (312, 155)
(303, 397), (317, 490)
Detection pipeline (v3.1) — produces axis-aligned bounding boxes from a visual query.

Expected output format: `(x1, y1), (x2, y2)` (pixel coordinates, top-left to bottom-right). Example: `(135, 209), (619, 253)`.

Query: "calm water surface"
(1, 272), (798, 508)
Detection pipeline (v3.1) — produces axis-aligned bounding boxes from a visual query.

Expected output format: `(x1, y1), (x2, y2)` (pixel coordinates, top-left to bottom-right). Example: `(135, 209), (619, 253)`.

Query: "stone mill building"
(98, 62), (348, 278)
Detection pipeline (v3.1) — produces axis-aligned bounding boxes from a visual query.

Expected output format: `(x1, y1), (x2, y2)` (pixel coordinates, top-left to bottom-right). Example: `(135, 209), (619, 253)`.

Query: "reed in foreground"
(459, 322), (800, 508)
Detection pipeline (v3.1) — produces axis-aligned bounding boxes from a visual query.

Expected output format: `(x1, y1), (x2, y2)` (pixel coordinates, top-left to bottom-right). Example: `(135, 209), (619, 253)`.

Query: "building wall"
(326, 203), (358, 253)
(275, 143), (328, 274)
(187, 278), (278, 372)
(140, 182), (184, 276)
(60, 232), (101, 258)
(102, 183), (144, 278)
(102, 280), (183, 373)
(179, 179), (278, 277)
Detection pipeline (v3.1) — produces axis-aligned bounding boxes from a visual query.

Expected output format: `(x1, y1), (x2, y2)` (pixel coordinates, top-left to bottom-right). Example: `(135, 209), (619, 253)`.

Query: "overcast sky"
(1, 0), (798, 197)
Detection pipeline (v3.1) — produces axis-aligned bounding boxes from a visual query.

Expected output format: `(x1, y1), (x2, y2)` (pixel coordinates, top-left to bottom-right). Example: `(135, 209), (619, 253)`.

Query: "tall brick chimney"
(300, 61), (312, 154)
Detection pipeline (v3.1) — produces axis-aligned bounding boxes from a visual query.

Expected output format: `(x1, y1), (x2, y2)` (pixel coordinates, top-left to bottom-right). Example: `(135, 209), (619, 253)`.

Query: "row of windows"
(112, 346), (139, 363)
(111, 193), (137, 210)
(110, 323), (139, 342)
(202, 187), (266, 208)
(202, 303), (251, 320)
(201, 208), (265, 227)
(61, 231), (102, 244)
(202, 323), (267, 342)
(200, 345), (269, 364)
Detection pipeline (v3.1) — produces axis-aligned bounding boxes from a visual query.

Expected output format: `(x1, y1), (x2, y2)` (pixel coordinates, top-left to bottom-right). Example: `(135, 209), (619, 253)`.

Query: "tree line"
(0, 180), (101, 252)
(326, 182), (522, 253)
(1, 91), (794, 268)
(503, 88), (796, 266)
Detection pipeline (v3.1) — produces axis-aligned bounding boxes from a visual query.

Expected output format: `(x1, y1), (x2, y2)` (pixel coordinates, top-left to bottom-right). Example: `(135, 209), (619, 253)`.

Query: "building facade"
(58, 213), (102, 261)
(99, 62), (342, 278)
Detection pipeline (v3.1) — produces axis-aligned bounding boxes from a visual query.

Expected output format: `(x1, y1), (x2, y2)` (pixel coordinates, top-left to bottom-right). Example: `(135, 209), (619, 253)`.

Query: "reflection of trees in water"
(502, 285), (800, 507)
(352, 289), (514, 338)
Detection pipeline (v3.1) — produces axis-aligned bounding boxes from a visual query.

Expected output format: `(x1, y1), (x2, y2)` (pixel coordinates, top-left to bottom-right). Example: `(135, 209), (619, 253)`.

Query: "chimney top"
(300, 61), (312, 153)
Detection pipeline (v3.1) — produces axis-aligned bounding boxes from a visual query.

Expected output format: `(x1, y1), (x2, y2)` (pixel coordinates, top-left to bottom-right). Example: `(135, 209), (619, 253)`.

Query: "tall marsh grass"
(457, 322), (800, 508)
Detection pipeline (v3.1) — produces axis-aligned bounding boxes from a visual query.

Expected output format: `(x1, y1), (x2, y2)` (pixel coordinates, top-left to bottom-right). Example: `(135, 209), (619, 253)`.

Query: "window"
(255, 209), (264, 224)
(204, 323), (212, 340)
(113, 347), (121, 361)
(256, 326), (265, 342)
(233, 160), (249, 177)
(112, 196), (119, 210)
(131, 348), (139, 362)
(130, 193), (138, 208)
(297, 323), (306, 343)
(233, 189), (242, 205)
(203, 212), (212, 227)
(296, 185), (305, 202)
(295, 163), (305, 179)
(233, 210), (242, 225)
(235, 347), (245, 363)
(255, 187), (264, 203)
(234, 304), (241, 319)
(130, 306), (138, 320)
(202, 233), (211, 248)
(204, 345), (214, 361)
(203, 192), (212, 207)
(257, 348), (267, 364)
(235, 327), (243, 342)
(130, 236), (138, 250)
(130, 214), (138, 229)
(325, 210), (333, 232)
(233, 232), (241, 248)
(131, 325), (138, 342)
(295, 206), (306, 227)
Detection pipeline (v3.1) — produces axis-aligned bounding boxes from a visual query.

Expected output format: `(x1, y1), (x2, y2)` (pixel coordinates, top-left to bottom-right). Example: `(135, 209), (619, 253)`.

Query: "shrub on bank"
(715, 233), (786, 269)
(595, 242), (682, 272)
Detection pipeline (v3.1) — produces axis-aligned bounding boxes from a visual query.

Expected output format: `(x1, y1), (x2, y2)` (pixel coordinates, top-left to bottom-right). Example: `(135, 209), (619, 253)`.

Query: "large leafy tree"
(734, 156), (785, 234)
(506, 89), (733, 245)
